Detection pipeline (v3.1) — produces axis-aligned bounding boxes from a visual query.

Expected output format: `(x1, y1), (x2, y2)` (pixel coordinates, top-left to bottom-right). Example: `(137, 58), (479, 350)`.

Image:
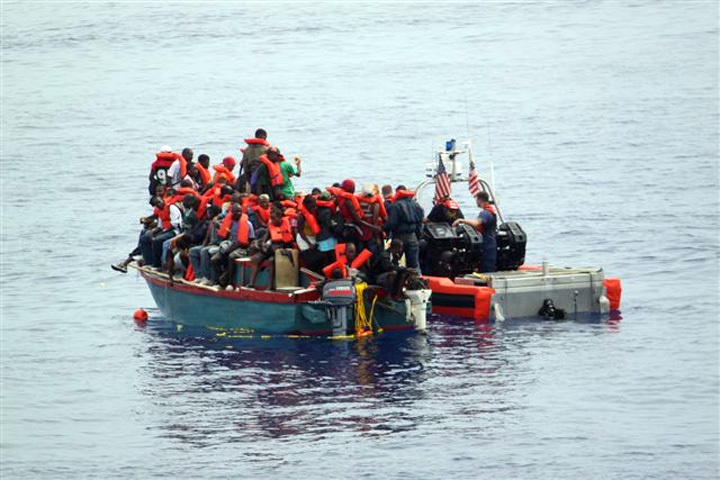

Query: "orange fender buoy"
(133, 309), (148, 322)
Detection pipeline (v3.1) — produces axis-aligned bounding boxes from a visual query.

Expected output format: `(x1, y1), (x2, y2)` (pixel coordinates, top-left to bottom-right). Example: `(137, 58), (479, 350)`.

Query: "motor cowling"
(496, 221), (526, 271)
(321, 279), (356, 336)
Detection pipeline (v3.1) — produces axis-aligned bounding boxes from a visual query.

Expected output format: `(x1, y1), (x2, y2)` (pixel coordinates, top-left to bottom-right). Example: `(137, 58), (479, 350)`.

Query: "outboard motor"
(321, 279), (356, 336)
(496, 221), (527, 271)
(420, 222), (484, 278)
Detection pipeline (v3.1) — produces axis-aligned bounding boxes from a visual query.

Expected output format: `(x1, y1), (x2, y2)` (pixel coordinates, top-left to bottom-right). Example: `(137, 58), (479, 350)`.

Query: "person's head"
(182, 194), (199, 210)
(155, 184), (166, 197)
(345, 243), (357, 262)
(319, 191), (332, 201)
(255, 128), (267, 140)
(396, 185), (406, 192)
(259, 194), (270, 208)
(270, 206), (284, 224)
(160, 145), (172, 153)
(222, 156), (236, 171)
(341, 179), (356, 194)
(332, 182), (341, 189)
(475, 191), (490, 207)
(381, 184), (393, 199)
(181, 147), (194, 162)
(206, 205), (221, 219)
(361, 183), (375, 197)
(267, 146), (281, 162)
(197, 154), (210, 168)
(180, 179), (193, 188)
(311, 187), (322, 196)
(274, 191), (287, 202)
(303, 195), (317, 211)
(221, 185), (234, 197)
(390, 239), (404, 255)
(151, 197), (164, 209)
(188, 164), (198, 177)
(231, 203), (243, 219)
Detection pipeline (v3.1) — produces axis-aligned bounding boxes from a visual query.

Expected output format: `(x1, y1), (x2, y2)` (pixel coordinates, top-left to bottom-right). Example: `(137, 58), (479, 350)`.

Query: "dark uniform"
(384, 196), (424, 271)
(477, 208), (497, 273)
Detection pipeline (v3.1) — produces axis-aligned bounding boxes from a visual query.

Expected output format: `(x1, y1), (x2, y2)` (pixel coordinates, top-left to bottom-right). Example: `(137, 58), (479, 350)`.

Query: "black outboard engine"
(321, 279), (356, 336)
(496, 221), (527, 271)
(421, 221), (527, 276)
(420, 222), (483, 278)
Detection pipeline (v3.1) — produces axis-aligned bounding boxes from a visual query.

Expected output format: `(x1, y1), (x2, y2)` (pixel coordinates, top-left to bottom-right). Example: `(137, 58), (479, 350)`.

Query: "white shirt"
(169, 203), (183, 230)
(167, 160), (182, 187)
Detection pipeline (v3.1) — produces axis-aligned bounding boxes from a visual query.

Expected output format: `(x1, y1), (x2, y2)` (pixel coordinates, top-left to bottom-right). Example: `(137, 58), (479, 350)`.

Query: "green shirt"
(278, 161), (298, 198)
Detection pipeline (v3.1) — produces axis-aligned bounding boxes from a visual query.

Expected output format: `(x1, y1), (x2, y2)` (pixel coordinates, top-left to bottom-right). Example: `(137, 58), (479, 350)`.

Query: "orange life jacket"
(298, 204), (321, 235)
(196, 163), (211, 185)
(328, 187), (363, 222)
(197, 195), (211, 219)
(393, 189), (415, 201)
(280, 199), (297, 209)
(351, 249), (373, 269)
(258, 155), (283, 187)
(218, 214), (251, 246)
(175, 186), (198, 197)
(244, 137), (270, 146)
(212, 165), (236, 185)
(269, 217), (293, 243)
(315, 199), (336, 211)
(443, 199), (460, 210)
(251, 204), (271, 224)
(323, 243), (348, 279)
(155, 151), (181, 165)
(153, 205), (171, 230)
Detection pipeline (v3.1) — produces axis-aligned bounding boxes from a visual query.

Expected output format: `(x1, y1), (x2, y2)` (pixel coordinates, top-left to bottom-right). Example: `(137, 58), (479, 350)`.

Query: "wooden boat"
(131, 263), (431, 337)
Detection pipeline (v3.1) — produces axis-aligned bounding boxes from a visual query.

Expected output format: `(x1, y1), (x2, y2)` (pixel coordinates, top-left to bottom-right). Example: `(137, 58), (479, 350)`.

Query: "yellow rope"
(354, 281), (376, 336)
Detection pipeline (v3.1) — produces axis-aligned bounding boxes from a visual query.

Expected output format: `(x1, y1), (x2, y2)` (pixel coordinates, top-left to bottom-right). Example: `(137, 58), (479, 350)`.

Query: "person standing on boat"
(453, 191), (497, 273)
(195, 154), (212, 190)
(275, 155), (302, 199)
(240, 128), (269, 193)
(383, 186), (424, 272)
(427, 196), (464, 224)
(148, 145), (178, 196)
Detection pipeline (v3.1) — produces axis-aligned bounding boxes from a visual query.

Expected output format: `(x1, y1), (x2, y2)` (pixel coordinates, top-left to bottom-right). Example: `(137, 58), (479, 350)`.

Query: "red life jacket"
(443, 199), (460, 210)
(356, 195), (379, 241)
(196, 163), (211, 185)
(393, 189), (415, 201)
(258, 155), (283, 187)
(153, 205), (171, 230)
(175, 186), (198, 197)
(251, 204), (271, 224)
(280, 199), (297, 209)
(155, 151), (181, 166)
(269, 217), (293, 243)
(218, 214), (251, 246)
(328, 187), (363, 222)
(298, 204), (321, 235)
(197, 195), (211, 219)
(351, 249), (373, 269)
(212, 165), (236, 185)
(244, 137), (270, 146)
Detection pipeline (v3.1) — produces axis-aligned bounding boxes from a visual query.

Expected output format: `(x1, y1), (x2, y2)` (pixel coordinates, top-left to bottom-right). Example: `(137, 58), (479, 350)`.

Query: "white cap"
(362, 183), (375, 196)
(160, 145), (172, 152)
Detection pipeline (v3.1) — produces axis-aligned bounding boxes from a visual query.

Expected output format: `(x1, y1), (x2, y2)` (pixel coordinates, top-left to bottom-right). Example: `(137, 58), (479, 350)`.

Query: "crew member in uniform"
(453, 191), (497, 273)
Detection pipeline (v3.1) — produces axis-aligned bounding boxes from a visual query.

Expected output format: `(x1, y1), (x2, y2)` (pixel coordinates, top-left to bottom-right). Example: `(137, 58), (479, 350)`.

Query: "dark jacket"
(384, 198), (424, 237)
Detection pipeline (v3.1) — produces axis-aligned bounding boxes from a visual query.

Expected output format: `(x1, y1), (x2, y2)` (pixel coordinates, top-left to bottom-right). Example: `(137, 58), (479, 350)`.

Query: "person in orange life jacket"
(314, 191), (339, 270)
(189, 205), (225, 286)
(210, 203), (257, 290)
(453, 191), (498, 273)
(167, 147), (194, 188)
(427, 195), (464, 224)
(297, 196), (327, 273)
(361, 239), (408, 297)
(195, 154), (212, 189)
(357, 183), (384, 255)
(148, 145), (178, 196)
(274, 155), (302, 200)
(383, 185), (424, 272)
(161, 194), (201, 272)
(332, 179), (366, 245)
(140, 194), (190, 269)
(255, 146), (285, 199)
(248, 206), (294, 289)
(164, 195), (211, 281)
(184, 163), (201, 190)
(241, 128), (270, 193)
(213, 156), (237, 185)
(250, 194), (271, 229)
(381, 184), (394, 214)
(111, 197), (162, 273)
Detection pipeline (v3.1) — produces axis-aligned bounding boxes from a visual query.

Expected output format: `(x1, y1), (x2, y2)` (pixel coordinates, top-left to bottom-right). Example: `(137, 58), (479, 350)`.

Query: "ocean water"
(1, 2), (718, 478)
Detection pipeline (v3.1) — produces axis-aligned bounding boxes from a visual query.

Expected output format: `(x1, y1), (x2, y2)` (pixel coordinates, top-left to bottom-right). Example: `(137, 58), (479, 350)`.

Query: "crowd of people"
(112, 128), (499, 292)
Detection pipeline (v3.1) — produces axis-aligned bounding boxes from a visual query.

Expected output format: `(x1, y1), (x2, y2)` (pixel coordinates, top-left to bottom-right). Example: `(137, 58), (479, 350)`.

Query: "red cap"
(341, 179), (355, 193)
(222, 156), (236, 169)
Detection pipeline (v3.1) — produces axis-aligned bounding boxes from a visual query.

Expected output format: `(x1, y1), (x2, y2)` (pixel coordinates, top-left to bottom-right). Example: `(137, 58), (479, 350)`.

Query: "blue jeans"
(396, 233), (420, 272)
(149, 230), (177, 268)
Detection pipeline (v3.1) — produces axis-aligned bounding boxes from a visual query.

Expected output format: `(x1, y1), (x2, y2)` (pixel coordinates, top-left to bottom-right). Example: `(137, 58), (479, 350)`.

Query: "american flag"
(434, 156), (451, 201)
(468, 160), (481, 197)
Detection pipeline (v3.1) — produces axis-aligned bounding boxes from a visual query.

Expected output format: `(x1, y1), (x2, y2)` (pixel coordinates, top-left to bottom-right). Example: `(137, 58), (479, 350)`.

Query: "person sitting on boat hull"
(452, 191), (498, 273)
(211, 203), (256, 289)
(248, 206), (294, 289)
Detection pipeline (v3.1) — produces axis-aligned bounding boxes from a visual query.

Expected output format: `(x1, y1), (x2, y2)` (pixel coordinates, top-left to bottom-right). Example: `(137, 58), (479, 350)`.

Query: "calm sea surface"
(1, 2), (718, 478)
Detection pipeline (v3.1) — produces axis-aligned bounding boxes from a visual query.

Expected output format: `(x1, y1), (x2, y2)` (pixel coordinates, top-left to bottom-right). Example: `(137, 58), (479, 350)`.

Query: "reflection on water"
(135, 314), (622, 446)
